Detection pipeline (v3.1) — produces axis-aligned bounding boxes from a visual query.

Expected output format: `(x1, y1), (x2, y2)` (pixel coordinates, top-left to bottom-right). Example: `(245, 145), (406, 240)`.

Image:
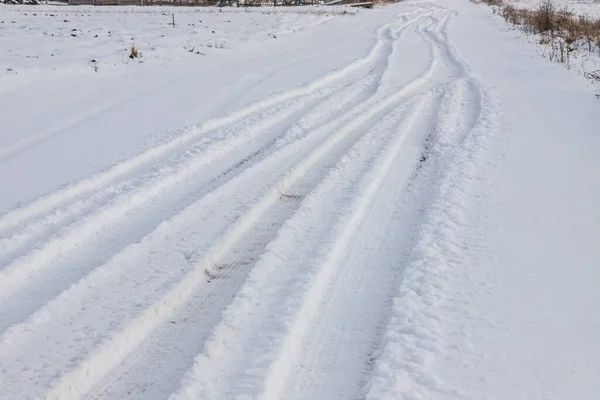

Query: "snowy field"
(1, 0), (599, 399)
(0, 4), (353, 83)
(506, 0), (600, 16)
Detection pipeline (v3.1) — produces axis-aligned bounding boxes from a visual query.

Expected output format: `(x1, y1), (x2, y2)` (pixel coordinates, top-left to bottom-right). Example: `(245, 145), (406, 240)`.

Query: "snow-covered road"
(1, 1), (599, 399)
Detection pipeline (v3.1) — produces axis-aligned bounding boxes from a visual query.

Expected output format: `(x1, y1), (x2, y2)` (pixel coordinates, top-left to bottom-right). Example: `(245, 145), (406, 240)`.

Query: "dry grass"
(476, 0), (600, 80)
(129, 44), (139, 59)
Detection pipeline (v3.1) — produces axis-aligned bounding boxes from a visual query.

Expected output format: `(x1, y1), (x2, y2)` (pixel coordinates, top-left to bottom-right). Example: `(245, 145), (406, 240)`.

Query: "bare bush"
(479, 0), (504, 6)
(534, 0), (556, 33)
(585, 69), (600, 83)
(501, 5), (520, 25)
(475, 0), (600, 86)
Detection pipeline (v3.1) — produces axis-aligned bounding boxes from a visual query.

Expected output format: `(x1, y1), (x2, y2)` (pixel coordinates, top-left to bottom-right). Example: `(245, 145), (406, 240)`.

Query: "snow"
(0, 1), (599, 400)
(471, 0), (600, 81)
(506, 0), (600, 17)
(426, 3), (600, 398)
(0, 4), (354, 81)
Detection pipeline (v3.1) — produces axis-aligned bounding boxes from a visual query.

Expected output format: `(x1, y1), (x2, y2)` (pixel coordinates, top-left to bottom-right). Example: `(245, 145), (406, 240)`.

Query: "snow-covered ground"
(472, 0), (600, 93)
(0, 4), (353, 84)
(506, 0), (600, 17)
(0, 1), (599, 399)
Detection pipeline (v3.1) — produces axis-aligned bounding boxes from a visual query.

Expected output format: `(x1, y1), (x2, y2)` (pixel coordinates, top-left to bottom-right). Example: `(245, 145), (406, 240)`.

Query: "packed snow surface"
(0, 1), (599, 400)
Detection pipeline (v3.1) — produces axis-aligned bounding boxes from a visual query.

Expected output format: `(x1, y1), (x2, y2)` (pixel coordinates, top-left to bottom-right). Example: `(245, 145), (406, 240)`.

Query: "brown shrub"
(479, 0), (600, 83)
(501, 5), (520, 25)
(534, 0), (555, 33)
(480, 0), (504, 6)
(129, 44), (139, 59)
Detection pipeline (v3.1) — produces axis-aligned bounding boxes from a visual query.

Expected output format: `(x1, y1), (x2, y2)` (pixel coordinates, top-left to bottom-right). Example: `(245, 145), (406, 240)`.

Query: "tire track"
(87, 103), (412, 400)
(0, 13), (416, 335)
(0, 12), (423, 330)
(0, 80), (343, 269)
(167, 90), (433, 400)
(362, 8), (499, 400)
(164, 15), (445, 398)
(0, 8), (405, 163)
(254, 97), (434, 400)
(0, 15), (417, 303)
(87, 22), (423, 393)
(163, 13), (469, 400)
(0, 71), (379, 334)
(4, 14), (426, 398)
(278, 53), (478, 400)
(0, 17), (400, 238)
(278, 90), (449, 400)
(0, 83), (334, 299)
(0, 8), (449, 400)
(378, 11), (434, 93)
(423, 10), (482, 139)
(274, 11), (488, 400)
(0, 81), (361, 400)
(243, 16), (455, 400)
(120, 16), (443, 400)
(0, 14), (426, 270)
(36, 29), (438, 398)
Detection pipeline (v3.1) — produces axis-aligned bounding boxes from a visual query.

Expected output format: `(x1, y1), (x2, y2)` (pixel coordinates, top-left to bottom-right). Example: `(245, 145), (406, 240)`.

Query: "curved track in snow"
(0, 4), (496, 400)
